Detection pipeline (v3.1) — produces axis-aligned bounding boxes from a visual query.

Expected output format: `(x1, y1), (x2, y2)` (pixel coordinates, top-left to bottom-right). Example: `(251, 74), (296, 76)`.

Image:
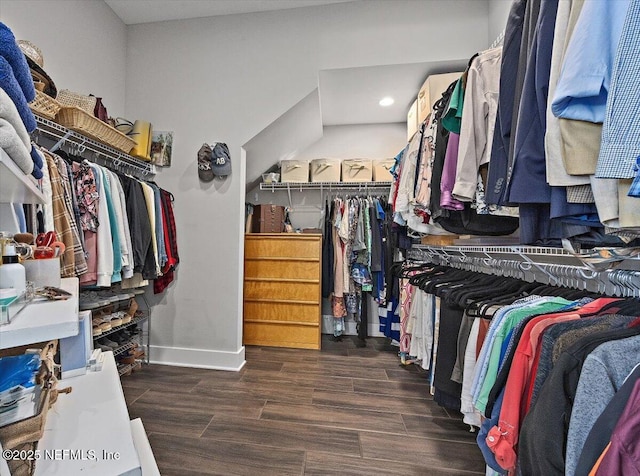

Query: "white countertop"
(0, 278), (79, 350)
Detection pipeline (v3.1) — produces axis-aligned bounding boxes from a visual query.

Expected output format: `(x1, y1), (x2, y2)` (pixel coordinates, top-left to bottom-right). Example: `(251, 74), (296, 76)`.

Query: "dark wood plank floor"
(123, 335), (485, 475)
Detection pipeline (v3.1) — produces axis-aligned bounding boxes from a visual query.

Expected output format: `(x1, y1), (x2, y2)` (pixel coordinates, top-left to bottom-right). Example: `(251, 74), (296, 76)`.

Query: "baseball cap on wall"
(197, 143), (214, 182)
(211, 142), (231, 177)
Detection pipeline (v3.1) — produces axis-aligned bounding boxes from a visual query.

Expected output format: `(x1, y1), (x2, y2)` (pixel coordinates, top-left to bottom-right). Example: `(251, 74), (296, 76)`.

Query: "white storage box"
(342, 159), (373, 182)
(407, 99), (418, 141)
(310, 159), (341, 182)
(372, 158), (395, 182)
(280, 159), (309, 183)
(417, 72), (462, 124)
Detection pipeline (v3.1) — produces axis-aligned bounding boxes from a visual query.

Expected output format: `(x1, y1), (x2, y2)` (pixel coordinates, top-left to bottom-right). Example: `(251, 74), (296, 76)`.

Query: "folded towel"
(30, 145), (43, 179)
(0, 57), (35, 133)
(0, 23), (35, 102)
(0, 117), (33, 175)
(0, 87), (30, 148)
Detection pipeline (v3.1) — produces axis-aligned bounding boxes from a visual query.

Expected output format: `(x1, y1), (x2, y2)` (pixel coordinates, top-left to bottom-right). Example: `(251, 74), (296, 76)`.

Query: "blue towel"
(30, 146), (43, 179)
(0, 56), (36, 133)
(0, 23), (35, 102)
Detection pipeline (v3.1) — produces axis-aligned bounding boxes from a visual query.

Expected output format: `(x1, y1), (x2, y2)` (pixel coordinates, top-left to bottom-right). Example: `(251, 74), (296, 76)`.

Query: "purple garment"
(440, 132), (465, 210)
(596, 377), (640, 476)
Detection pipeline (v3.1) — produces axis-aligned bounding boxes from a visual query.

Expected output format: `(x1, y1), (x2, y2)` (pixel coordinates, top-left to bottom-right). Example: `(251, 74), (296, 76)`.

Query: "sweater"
(0, 57), (35, 132)
(565, 335), (640, 476)
(0, 117), (33, 174)
(0, 23), (36, 102)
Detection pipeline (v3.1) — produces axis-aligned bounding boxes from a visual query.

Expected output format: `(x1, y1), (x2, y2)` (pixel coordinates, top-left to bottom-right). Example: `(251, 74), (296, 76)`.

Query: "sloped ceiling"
(243, 90), (323, 192)
(320, 60), (469, 126)
(104, 0), (356, 25)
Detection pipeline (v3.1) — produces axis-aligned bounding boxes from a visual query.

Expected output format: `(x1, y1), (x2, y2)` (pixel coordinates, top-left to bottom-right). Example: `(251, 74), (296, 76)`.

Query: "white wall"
(488, 0), (512, 43)
(125, 0), (489, 369)
(1, 0), (128, 118)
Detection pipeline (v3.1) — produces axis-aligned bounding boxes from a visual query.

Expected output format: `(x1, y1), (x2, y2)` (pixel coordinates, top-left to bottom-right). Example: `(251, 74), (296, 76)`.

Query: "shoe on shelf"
(110, 331), (130, 345)
(125, 299), (138, 322)
(109, 311), (125, 327)
(96, 343), (112, 352)
(97, 337), (119, 349)
(92, 323), (102, 337)
(93, 310), (114, 331)
(79, 291), (111, 311)
(119, 355), (136, 365)
(93, 317), (111, 332)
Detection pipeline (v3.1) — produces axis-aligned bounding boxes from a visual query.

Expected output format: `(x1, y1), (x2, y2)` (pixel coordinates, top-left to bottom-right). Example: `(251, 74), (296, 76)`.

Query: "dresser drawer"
(245, 236), (320, 259)
(244, 279), (319, 302)
(243, 301), (319, 323)
(243, 321), (320, 349)
(244, 259), (320, 280)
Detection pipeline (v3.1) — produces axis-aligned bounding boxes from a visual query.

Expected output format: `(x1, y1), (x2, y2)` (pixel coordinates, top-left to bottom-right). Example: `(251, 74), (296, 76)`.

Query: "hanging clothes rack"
(259, 181), (391, 208)
(407, 245), (640, 298)
(33, 116), (155, 179)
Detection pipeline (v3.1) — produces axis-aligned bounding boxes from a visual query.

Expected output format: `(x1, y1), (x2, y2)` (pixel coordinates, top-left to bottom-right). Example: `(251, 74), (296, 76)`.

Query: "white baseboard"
(148, 344), (245, 371)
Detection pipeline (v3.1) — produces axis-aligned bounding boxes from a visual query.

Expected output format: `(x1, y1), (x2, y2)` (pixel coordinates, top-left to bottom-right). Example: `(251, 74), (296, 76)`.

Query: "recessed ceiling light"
(379, 97), (394, 107)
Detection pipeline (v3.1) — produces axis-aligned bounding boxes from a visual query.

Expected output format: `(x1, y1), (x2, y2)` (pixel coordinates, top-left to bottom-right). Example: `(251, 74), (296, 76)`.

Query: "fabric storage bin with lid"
(280, 159), (310, 183)
(342, 159), (372, 182)
(372, 158), (395, 182)
(310, 159), (341, 182)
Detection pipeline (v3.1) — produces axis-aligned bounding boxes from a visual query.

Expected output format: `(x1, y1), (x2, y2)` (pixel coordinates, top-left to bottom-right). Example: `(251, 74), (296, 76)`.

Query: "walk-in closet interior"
(1, 0), (639, 475)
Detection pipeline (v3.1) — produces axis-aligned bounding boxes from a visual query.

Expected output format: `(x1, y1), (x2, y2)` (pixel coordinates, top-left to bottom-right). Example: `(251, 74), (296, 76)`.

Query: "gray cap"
(211, 142), (231, 177)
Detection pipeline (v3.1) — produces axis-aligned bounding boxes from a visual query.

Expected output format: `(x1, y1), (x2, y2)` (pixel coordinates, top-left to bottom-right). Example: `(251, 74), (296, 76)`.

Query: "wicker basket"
(56, 89), (97, 115)
(56, 107), (136, 153)
(28, 90), (61, 120)
(0, 341), (64, 476)
(0, 388), (51, 476)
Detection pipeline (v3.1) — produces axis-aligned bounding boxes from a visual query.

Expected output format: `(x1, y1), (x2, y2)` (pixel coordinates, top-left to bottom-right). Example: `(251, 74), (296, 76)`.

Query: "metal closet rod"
(408, 245), (640, 298)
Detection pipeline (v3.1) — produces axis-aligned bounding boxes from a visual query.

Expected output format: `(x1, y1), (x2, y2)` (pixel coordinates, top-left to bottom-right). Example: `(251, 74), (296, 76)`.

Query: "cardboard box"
(310, 159), (341, 182)
(407, 99), (418, 141)
(342, 159), (373, 182)
(280, 159), (309, 183)
(372, 158), (395, 182)
(417, 72), (463, 124)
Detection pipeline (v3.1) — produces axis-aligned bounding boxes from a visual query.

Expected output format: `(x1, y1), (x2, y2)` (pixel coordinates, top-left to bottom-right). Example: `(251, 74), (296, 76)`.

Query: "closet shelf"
(408, 245), (640, 298)
(95, 313), (148, 340)
(259, 181), (391, 192)
(33, 116), (156, 178)
(0, 278), (79, 350)
(0, 149), (45, 204)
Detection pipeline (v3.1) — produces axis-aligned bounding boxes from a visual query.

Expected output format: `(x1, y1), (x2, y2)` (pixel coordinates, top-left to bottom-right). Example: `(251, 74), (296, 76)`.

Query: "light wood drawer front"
(243, 322), (320, 349)
(244, 260), (319, 280)
(244, 280), (319, 302)
(245, 238), (320, 259)
(244, 301), (319, 323)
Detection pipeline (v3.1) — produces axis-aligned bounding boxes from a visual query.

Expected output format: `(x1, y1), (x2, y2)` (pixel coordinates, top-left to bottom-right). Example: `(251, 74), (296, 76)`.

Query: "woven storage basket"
(28, 90), (61, 120)
(0, 341), (68, 476)
(0, 388), (51, 476)
(56, 89), (97, 115)
(56, 107), (136, 153)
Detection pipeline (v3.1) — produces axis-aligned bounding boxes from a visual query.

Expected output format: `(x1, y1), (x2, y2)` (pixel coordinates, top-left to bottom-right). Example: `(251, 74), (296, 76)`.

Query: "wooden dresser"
(243, 233), (321, 349)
